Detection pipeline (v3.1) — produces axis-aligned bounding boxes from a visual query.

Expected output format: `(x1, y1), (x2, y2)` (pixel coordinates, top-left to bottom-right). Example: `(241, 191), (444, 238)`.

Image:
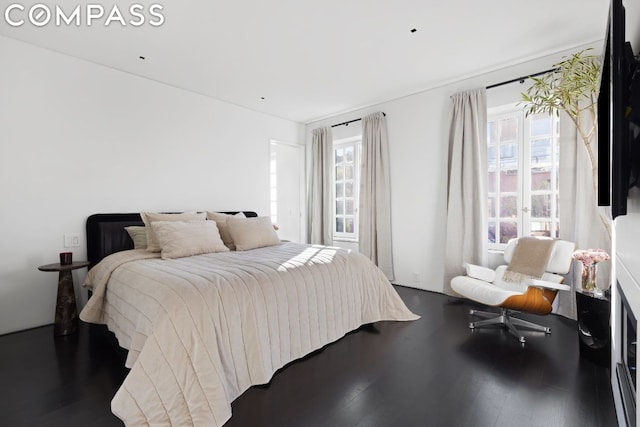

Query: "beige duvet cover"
(80, 242), (419, 426)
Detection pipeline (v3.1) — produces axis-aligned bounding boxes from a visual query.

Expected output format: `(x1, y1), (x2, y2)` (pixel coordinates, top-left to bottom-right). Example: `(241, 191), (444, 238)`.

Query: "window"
(333, 137), (360, 241)
(487, 107), (560, 249)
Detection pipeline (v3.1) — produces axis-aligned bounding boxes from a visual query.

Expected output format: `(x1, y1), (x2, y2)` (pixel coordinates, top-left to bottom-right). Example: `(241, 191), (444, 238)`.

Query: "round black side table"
(38, 261), (90, 336)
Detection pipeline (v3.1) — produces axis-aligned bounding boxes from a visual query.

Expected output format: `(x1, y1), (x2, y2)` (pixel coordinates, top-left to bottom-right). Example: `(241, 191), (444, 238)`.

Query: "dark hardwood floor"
(0, 287), (617, 427)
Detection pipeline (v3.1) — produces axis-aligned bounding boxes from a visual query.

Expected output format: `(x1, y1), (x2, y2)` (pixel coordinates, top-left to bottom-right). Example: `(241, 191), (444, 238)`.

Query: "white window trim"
(487, 105), (560, 250)
(487, 108), (522, 251)
(333, 136), (361, 242)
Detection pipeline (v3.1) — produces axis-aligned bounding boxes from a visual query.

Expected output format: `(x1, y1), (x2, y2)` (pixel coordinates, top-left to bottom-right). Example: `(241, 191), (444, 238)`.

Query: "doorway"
(270, 140), (305, 242)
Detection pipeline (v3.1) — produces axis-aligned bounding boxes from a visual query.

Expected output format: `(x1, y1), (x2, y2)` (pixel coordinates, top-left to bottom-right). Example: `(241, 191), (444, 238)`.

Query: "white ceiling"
(0, 0), (610, 123)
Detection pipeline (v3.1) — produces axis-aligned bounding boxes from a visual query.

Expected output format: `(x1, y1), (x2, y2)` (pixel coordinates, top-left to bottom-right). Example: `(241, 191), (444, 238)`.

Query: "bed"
(80, 212), (419, 426)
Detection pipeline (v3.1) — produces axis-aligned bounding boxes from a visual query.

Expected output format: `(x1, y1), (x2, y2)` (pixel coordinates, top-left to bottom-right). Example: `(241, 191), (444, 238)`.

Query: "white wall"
(0, 36), (303, 335)
(305, 43), (600, 293)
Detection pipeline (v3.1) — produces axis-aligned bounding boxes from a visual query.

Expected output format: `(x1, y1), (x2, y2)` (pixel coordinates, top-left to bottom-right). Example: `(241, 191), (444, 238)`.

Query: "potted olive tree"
(520, 49), (610, 236)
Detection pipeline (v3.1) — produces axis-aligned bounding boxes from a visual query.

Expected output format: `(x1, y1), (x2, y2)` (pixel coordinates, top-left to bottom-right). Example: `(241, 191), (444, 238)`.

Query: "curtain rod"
(331, 112), (386, 128)
(486, 68), (557, 89)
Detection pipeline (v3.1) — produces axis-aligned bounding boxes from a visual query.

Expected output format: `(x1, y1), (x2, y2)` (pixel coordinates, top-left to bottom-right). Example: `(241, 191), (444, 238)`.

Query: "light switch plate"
(64, 233), (81, 248)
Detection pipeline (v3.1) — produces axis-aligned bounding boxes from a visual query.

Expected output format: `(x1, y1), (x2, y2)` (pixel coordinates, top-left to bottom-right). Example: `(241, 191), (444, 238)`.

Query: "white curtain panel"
(444, 88), (488, 294)
(307, 127), (333, 245)
(359, 112), (394, 281)
(557, 111), (612, 319)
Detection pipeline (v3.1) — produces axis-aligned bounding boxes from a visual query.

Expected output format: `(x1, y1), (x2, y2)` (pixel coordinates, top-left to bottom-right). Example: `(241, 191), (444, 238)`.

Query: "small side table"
(38, 261), (90, 336)
(576, 289), (611, 367)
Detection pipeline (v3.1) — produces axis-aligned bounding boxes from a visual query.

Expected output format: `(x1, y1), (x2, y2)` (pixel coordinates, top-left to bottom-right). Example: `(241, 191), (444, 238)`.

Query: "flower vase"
(581, 263), (598, 292)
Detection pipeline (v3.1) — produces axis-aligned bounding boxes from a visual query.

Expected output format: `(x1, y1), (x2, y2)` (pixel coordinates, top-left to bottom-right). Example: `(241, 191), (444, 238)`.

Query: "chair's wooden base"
(469, 308), (551, 343)
(501, 287), (557, 315)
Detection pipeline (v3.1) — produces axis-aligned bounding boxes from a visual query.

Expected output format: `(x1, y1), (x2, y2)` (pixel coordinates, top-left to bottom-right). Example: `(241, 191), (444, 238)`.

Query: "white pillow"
(206, 211), (246, 250)
(125, 226), (147, 250)
(151, 220), (229, 259)
(227, 216), (280, 251)
(141, 212), (206, 252)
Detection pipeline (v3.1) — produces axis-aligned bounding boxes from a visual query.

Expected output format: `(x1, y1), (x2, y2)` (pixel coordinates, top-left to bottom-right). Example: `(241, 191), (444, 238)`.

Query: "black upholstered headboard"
(86, 212), (258, 269)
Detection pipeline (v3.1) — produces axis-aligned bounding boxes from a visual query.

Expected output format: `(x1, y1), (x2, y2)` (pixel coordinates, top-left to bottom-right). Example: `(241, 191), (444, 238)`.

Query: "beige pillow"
(151, 220), (229, 259)
(125, 226), (147, 249)
(141, 212), (206, 252)
(206, 211), (246, 250)
(227, 216), (281, 251)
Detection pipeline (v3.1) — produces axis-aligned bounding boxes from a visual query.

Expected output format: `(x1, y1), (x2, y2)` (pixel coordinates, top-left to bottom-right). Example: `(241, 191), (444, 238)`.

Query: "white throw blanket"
(503, 237), (555, 283)
(80, 243), (419, 426)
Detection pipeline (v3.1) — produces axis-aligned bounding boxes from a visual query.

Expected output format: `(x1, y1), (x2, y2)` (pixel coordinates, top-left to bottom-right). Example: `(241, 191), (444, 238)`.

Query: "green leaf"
(520, 49), (600, 130)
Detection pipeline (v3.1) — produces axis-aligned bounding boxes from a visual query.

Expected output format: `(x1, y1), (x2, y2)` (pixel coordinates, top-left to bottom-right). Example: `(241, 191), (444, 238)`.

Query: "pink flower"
(572, 248), (610, 267)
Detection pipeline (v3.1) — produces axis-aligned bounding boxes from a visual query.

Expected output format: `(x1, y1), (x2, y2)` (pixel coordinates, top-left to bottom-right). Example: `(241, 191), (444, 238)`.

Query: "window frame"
(333, 136), (361, 242)
(487, 104), (560, 250)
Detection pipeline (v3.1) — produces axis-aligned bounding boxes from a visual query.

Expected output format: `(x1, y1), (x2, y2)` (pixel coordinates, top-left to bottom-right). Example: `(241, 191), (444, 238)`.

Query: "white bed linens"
(80, 242), (419, 426)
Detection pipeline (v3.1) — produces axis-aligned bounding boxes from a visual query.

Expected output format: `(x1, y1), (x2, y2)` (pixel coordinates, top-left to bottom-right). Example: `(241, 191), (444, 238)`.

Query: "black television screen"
(598, 0), (634, 219)
(598, 24), (611, 207)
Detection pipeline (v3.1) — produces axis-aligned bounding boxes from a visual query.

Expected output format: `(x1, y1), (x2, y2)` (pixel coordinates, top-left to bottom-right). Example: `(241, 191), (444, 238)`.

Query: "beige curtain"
(444, 88), (488, 294)
(556, 111), (611, 319)
(307, 127), (333, 245)
(359, 112), (394, 281)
